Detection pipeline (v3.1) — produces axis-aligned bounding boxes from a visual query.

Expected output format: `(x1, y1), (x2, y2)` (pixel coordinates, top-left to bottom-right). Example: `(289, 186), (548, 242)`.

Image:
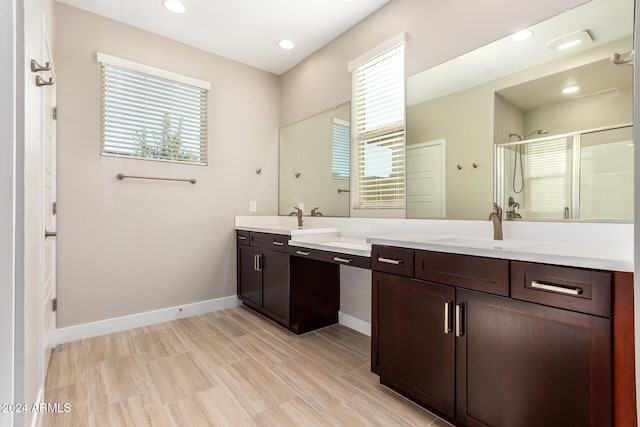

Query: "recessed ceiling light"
(511, 30), (533, 43)
(163, 0), (186, 14)
(562, 86), (580, 94)
(278, 39), (295, 50)
(547, 30), (592, 53)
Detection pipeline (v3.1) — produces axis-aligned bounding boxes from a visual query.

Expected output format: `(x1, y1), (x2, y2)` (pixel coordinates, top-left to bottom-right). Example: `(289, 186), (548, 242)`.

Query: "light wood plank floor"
(43, 306), (453, 426)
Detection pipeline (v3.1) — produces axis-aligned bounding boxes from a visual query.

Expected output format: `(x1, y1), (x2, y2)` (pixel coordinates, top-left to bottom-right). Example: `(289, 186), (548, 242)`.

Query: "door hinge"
(52, 107), (57, 120)
(52, 298), (57, 312)
(52, 201), (57, 215)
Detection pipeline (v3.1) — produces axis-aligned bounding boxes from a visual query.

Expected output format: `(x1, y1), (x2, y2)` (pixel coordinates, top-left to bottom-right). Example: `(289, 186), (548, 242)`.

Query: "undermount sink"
(428, 237), (533, 250)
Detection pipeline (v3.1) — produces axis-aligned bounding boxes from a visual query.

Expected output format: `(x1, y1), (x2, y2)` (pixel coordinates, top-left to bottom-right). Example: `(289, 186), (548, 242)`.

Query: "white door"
(406, 140), (445, 218)
(23, 0), (55, 419)
(41, 27), (57, 384)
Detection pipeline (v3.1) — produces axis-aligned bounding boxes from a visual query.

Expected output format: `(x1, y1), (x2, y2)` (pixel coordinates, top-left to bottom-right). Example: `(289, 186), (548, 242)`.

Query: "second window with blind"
(98, 53), (209, 165)
(349, 35), (406, 216)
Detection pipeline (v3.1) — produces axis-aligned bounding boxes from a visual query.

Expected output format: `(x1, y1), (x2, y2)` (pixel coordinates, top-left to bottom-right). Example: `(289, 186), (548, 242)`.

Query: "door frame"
(406, 139), (447, 218)
(0, 1), (19, 426)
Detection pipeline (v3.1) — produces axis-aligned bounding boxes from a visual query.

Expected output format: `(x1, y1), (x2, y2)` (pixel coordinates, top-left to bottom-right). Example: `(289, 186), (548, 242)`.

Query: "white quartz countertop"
(235, 224), (340, 236)
(288, 235), (372, 257)
(367, 233), (634, 272)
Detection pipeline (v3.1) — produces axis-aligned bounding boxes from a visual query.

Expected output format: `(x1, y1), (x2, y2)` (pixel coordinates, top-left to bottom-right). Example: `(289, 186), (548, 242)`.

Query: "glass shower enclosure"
(495, 124), (633, 221)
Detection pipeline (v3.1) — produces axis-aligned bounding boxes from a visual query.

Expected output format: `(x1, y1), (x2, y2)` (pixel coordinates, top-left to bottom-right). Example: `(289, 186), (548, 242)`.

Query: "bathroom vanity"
(236, 228), (370, 334)
(235, 217), (634, 426)
(370, 243), (633, 427)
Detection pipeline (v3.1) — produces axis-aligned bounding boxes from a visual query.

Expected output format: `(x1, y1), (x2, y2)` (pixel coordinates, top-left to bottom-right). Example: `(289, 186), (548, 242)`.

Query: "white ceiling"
(56, 0), (390, 75)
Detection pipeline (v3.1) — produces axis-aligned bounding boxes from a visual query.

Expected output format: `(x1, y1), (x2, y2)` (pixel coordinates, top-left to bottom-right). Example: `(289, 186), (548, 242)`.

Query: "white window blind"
(332, 118), (350, 179)
(525, 138), (568, 212)
(99, 54), (208, 165)
(352, 43), (406, 209)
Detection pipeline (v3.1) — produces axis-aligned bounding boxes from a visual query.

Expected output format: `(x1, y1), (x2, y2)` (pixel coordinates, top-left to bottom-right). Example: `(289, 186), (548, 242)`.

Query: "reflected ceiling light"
(162, 0), (186, 13)
(547, 30), (593, 53)
(511, 30), (533, 43)
(278, 39), (295, 50)
(562, 86), (580, 94)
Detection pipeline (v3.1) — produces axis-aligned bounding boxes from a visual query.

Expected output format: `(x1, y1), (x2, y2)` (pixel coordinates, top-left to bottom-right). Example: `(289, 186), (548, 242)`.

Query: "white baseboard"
(55, 296), (241, 345)
(338, 311), (371, 336)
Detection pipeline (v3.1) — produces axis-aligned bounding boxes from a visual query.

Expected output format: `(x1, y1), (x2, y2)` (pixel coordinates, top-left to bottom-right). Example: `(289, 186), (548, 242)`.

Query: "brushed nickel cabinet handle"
(455, 303), (464, 337)
(272, 241), (285, 246)
(444, 301), (452, 334)
(531, 280), (582, 296)
(333, 257), (352, 264)
(256, 254), (262, 272)
(31, 59), (52, 72)
(296, 250), (311, 256)
(377, 257), (402, 265)
(35, 75), (55, 87)
(253, 254), (257, 271)
(237, 235), (247, 240)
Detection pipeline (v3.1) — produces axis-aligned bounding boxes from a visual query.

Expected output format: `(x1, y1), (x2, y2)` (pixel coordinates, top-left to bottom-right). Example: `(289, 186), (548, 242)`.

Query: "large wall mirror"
(279, 102), (351, 217)
(279, 0), (634, 221)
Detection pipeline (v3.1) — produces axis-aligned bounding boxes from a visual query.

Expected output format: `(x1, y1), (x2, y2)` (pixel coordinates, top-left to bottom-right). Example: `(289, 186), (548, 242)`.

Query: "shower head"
(524, 129), (549, 139)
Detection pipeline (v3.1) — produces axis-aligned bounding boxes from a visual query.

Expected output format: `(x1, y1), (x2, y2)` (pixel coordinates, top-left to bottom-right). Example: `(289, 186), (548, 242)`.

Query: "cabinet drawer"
(251, 232), (289, 252)
(415, 250), (509, 296)
(292, 247), (370, 269)
(236, 230), (250, 246)
(511, 261), (612, 317)
(371, 246), (414, 277)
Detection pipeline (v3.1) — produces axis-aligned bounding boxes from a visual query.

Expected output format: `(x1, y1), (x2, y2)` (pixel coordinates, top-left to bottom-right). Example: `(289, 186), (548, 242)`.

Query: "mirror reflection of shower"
(508, 129), (549, 194)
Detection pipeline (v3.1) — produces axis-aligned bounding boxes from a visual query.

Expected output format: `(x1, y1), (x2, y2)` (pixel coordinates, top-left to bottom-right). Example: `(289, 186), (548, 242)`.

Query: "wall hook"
(255, 168), (262, 174)
(473, 163), (478, 168)
(295, 172), (301, 178)
(457, 165), (462, 170)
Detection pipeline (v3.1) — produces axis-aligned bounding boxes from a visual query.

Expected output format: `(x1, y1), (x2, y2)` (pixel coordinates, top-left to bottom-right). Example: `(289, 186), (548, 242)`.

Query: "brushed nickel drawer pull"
(296, 250), (311, 256)
(377, 257), (402, 265)
(256, 254), (262, 272)
(272, 241), (285, 246)
(531, 280), (582, 296)
(237, 235), (247, 240)
(444, 301), (452, 334)
(334, 257), (352, 264)
(455, 303), (464, 337)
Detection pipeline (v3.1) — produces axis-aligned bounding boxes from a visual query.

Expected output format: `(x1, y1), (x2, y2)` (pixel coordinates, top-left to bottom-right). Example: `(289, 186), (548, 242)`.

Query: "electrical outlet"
(249, 200), (257, 212)
(298, 202), (304, 211)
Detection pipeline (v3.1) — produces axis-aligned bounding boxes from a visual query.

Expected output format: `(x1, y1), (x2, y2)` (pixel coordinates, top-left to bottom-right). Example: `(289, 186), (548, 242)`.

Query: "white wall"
(55, 4), (280, 327)
(0, 1), (17, 426)
(634, 1), (640, 423)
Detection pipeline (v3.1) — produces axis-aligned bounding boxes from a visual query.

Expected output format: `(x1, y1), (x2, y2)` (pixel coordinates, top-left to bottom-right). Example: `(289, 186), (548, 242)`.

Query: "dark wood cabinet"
(374, 272), (455, 418)
(372, 245), (619, 427)
(455, 288), (611, 427)
(237, 245), (261, 310)
(236, 230), (340, 334)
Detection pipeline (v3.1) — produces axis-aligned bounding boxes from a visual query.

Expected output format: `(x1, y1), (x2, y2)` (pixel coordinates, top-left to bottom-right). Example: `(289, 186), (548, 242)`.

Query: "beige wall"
(279, 0), (588, 127)
(55, 4), (280, 327)
(279, 102), (350, 217)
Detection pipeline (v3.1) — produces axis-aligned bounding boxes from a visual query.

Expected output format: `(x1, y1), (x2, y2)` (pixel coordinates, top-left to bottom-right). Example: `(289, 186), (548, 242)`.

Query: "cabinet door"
(261, 249), (290, 325)
(237, 245), (261, 310)
(455, 289), (612, 427)
(374, 272), (456, 418)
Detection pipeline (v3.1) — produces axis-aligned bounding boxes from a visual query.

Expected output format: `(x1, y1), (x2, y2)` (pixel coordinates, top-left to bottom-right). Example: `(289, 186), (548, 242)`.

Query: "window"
(349, 36), (406, 211)
(525, 138), (569, 213)
(331, 118), (350, 179)
(98, 53), (209, 165)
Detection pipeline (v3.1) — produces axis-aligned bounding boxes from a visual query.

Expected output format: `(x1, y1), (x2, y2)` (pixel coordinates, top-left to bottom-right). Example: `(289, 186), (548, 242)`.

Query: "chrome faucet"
(486, 203), (503, 240)
(311, 207), (324, 217)
(288, 207), (303, 229)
